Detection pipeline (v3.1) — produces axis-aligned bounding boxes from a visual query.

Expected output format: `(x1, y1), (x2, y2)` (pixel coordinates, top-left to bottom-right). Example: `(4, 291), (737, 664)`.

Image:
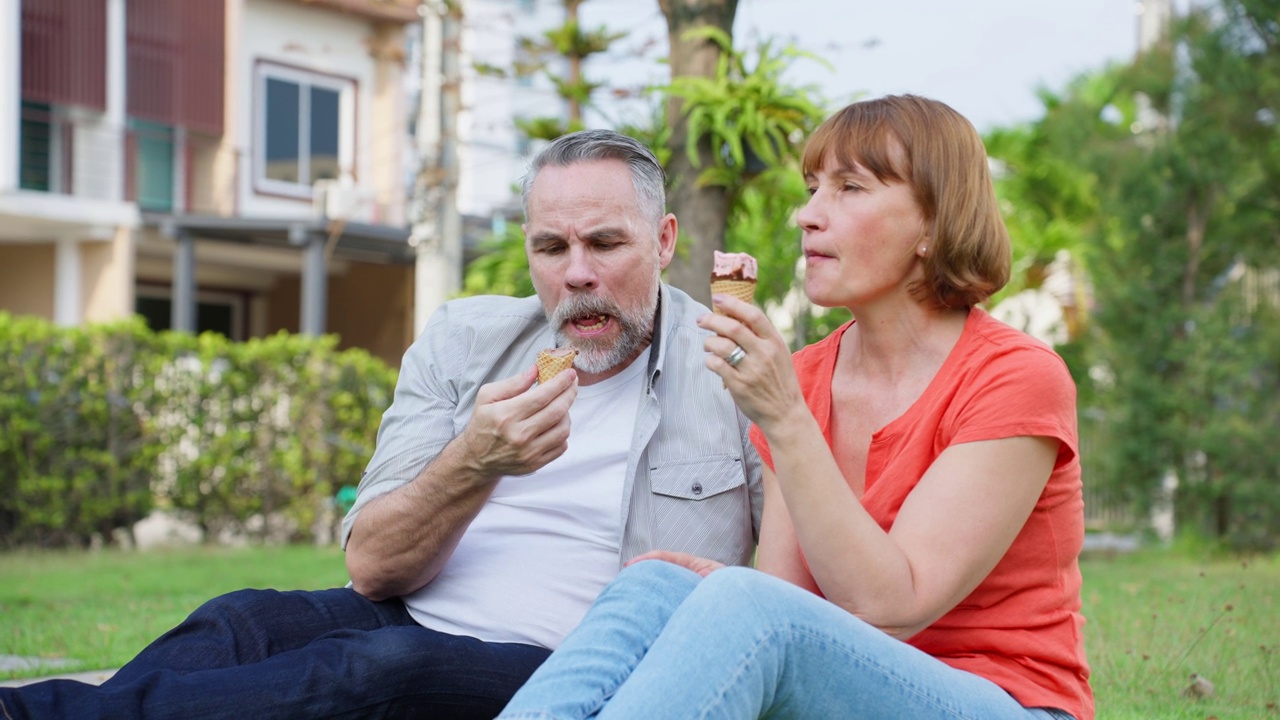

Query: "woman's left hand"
(627, 550), (725, 577)
(699, 293), (807, 435)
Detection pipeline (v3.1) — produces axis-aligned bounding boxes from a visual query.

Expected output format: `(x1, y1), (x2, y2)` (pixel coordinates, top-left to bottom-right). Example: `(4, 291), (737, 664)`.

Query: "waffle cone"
(536, 348), (577, 384)
(710, 278), (756, 314)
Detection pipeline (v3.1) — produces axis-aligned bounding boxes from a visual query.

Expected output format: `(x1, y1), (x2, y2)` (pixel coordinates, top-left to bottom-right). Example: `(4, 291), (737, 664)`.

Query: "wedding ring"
(725, 345), (747, 368)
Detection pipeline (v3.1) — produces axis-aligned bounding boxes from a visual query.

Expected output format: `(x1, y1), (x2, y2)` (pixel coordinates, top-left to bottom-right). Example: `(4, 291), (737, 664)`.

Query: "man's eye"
(540, 245), (566, 255)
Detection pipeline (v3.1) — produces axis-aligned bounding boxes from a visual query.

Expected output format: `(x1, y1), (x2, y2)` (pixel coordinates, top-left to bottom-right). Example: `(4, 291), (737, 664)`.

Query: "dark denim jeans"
(0, 587), (551, 719)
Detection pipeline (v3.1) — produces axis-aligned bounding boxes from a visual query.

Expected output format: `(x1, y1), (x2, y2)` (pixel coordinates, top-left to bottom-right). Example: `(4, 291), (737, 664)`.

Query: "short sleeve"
(340, 304), (463, 547)
(949, 344), (1079, 466)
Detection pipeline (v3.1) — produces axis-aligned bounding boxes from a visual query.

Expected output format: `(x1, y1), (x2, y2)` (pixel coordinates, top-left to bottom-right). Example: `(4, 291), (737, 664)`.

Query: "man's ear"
(657, 214), (677, 269)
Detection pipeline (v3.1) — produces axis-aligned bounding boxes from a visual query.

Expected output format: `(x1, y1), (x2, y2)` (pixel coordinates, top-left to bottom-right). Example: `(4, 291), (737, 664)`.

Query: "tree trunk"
(658, 0), (738, 306)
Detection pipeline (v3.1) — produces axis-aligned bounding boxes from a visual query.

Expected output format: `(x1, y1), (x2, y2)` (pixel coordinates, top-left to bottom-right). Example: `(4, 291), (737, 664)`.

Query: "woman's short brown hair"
(801, 94), (1010, 309)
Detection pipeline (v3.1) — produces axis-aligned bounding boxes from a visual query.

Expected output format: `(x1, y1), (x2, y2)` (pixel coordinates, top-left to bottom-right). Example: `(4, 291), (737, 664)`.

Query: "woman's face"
(797, 149), (927, 311)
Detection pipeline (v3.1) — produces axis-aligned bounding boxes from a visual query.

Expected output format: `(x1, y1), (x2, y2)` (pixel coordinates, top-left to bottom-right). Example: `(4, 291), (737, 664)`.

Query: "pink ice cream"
(711, 251), (758, 282)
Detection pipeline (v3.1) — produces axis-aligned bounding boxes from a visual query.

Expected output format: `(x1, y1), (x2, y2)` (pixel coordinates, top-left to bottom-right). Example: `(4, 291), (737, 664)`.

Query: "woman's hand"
(698, 293), (807, 435)
(627, 550), (725, 577)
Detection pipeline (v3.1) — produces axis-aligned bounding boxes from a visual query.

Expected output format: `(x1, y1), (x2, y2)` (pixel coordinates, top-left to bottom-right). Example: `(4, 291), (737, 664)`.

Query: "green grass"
(1082, 549), (1280, 719)
(0, 544), (349, 680)
(2, 545), (1278, 718)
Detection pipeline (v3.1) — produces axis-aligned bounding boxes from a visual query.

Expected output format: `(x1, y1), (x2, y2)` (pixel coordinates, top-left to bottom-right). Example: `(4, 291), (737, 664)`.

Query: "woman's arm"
(765, 426), (1056, 638)
(754, 465), (821, 593)
(700, 294), (1059, 638)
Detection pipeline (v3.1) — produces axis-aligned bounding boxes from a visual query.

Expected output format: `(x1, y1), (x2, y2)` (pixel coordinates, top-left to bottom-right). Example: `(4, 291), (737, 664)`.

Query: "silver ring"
(725, 345), (747, 368)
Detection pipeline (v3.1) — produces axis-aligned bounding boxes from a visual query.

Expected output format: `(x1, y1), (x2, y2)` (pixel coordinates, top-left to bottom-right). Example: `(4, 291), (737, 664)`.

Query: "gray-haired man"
(2, 129), (762, 720)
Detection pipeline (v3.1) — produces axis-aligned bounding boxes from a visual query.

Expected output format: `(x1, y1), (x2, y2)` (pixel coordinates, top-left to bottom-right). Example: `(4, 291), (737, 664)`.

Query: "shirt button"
(691, 482), (703, 496)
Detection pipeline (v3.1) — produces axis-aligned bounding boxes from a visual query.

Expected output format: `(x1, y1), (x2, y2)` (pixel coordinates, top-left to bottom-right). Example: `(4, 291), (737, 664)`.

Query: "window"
(131, 118), (176, 211)
(255, 64), (353, 197)
(19, 101), (57, 192)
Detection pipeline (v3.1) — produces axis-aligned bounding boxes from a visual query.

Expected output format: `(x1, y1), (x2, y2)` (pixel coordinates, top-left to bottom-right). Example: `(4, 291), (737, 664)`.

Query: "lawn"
(0, 544), (349, 679)
(1081, 549), (1279, 719)
(2, 544), (1277, 718)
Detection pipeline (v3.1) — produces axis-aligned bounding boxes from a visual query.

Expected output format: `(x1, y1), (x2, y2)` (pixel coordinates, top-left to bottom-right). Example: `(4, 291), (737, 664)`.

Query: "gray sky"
(737, 0), (1143, 131)
(585, 0), (1150, 132)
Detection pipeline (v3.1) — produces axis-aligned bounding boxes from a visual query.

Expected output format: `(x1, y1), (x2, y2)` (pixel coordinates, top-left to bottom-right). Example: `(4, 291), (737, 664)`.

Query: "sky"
(580, 0), (1153, 133)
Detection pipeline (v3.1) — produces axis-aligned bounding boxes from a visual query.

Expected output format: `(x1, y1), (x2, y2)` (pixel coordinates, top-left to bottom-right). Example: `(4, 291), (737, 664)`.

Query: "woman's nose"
(796, 194), (824, 232)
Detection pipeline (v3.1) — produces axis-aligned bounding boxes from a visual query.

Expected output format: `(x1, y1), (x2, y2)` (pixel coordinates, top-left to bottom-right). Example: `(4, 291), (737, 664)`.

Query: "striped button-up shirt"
(342, 283), (762, 570)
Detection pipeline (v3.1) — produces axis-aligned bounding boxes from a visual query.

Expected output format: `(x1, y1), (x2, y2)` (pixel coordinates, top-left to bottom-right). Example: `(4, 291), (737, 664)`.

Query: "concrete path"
(0, 656), (115, 687)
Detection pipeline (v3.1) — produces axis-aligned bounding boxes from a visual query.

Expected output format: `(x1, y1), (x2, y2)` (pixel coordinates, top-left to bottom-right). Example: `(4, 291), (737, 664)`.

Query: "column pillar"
(170, 227), (196, 332)
(295, 223), (327, 336)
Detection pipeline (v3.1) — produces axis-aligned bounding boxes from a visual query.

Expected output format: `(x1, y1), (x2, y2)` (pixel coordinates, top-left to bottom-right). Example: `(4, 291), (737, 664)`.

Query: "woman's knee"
(608, 559), (701, 598)
(689, 567), (801, 625)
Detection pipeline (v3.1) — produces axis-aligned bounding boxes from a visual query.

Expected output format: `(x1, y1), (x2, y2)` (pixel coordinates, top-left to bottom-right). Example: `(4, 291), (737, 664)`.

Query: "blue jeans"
(0, 587), (551, 719)
(498, 561), (1075, 720)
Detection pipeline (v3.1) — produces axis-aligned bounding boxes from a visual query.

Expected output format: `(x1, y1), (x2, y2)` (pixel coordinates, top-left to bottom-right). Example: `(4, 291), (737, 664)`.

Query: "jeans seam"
(789, 624), (990, 720)
(694, 623), (782, 720)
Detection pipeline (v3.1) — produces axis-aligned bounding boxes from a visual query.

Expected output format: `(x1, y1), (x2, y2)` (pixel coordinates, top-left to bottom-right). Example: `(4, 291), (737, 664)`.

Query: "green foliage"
(1000, 0), (1280, 550)
(663, 26), (830, 189)
(461, 221), (536, 299)
(0, 313), (397, 548)
(515, 116), (585, 143)
(0, 314), (160, 547)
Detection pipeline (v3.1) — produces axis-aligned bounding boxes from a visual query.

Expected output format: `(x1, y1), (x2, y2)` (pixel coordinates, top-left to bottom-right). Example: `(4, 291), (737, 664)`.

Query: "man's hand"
(455, 363), (578, 480)
(346, 363), (578, 599)
(627, 550), (725, 577)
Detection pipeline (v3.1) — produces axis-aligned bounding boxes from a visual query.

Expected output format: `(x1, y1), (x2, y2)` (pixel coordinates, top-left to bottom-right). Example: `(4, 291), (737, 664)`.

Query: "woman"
(497, 95), (1093, 720)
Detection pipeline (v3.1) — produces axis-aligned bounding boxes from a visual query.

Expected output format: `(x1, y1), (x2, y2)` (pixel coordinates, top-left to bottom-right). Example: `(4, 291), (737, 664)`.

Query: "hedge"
(0, 312), (397, 548)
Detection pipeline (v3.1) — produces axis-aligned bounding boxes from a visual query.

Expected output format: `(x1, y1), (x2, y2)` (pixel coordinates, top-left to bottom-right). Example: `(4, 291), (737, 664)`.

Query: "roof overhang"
(294, 0), (420, 24)
(143, 212), (415, 265)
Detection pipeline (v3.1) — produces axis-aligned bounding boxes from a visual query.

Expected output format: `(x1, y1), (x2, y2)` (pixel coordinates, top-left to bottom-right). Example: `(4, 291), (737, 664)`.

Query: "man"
(0, 129), (762, 719)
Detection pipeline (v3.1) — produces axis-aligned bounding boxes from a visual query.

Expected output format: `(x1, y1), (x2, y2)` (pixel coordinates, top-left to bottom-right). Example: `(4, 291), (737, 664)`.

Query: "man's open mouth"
(571, 314), (610, 334)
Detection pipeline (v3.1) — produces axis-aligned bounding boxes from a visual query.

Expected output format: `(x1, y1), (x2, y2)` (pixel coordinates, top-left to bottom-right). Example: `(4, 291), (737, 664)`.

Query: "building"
(1, 0), (422, 367)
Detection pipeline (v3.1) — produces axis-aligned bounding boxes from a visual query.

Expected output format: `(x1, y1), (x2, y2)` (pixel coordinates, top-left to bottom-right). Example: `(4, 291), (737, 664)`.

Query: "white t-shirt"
(402, 348), (649, 649)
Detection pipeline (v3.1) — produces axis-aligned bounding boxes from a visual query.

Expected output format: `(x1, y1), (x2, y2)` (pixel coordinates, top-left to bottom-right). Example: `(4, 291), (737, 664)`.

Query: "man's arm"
(346, 365), (577, 600)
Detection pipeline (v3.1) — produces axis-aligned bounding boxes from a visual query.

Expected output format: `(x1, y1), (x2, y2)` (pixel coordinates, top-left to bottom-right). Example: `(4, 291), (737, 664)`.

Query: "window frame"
(19, 100), (67, 193)
(252, 61), (356, 200)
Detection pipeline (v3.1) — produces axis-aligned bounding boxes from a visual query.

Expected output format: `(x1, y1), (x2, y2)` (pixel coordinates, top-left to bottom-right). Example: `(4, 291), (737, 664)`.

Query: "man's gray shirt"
(342, 283), (763, 569)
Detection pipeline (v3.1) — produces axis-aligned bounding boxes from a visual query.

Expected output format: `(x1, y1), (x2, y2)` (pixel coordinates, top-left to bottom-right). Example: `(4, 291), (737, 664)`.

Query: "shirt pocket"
(648, 456), (752, 565)
(651, 455), (745, 500)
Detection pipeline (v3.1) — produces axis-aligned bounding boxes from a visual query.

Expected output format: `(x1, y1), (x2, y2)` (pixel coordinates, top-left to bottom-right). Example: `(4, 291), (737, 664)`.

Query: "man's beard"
(549, 279), (659, 374)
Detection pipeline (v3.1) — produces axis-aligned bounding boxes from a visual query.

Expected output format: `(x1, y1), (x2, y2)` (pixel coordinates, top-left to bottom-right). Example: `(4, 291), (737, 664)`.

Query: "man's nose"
(564, 246), (598, 289)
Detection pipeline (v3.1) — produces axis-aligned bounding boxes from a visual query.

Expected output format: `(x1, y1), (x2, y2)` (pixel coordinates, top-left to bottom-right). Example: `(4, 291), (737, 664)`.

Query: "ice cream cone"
(710, 278), (756, 314)
(536, 348), (578, 384)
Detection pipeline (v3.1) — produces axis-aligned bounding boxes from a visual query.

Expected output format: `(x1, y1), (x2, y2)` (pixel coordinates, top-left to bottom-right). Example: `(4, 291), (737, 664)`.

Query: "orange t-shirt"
(750, 308), (1094, 720)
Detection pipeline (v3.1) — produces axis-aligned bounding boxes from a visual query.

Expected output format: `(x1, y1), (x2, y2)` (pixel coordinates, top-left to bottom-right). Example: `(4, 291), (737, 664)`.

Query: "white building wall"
(236, 0), (383, 220)
(458, 0), (561, 217)
(0, 0), (20, 194)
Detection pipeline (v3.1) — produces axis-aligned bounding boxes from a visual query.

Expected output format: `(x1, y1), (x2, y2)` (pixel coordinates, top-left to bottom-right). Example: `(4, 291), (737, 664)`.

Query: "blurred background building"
(1, 0), (422, 367)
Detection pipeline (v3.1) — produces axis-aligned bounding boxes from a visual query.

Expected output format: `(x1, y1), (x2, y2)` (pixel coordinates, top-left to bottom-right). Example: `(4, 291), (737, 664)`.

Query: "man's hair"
(802, 94), (1011, 309)
(521, 129), (667, 227)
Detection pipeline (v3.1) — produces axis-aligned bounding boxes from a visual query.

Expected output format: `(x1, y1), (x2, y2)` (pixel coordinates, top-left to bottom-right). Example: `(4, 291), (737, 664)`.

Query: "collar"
(645, 283), (673, 392)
